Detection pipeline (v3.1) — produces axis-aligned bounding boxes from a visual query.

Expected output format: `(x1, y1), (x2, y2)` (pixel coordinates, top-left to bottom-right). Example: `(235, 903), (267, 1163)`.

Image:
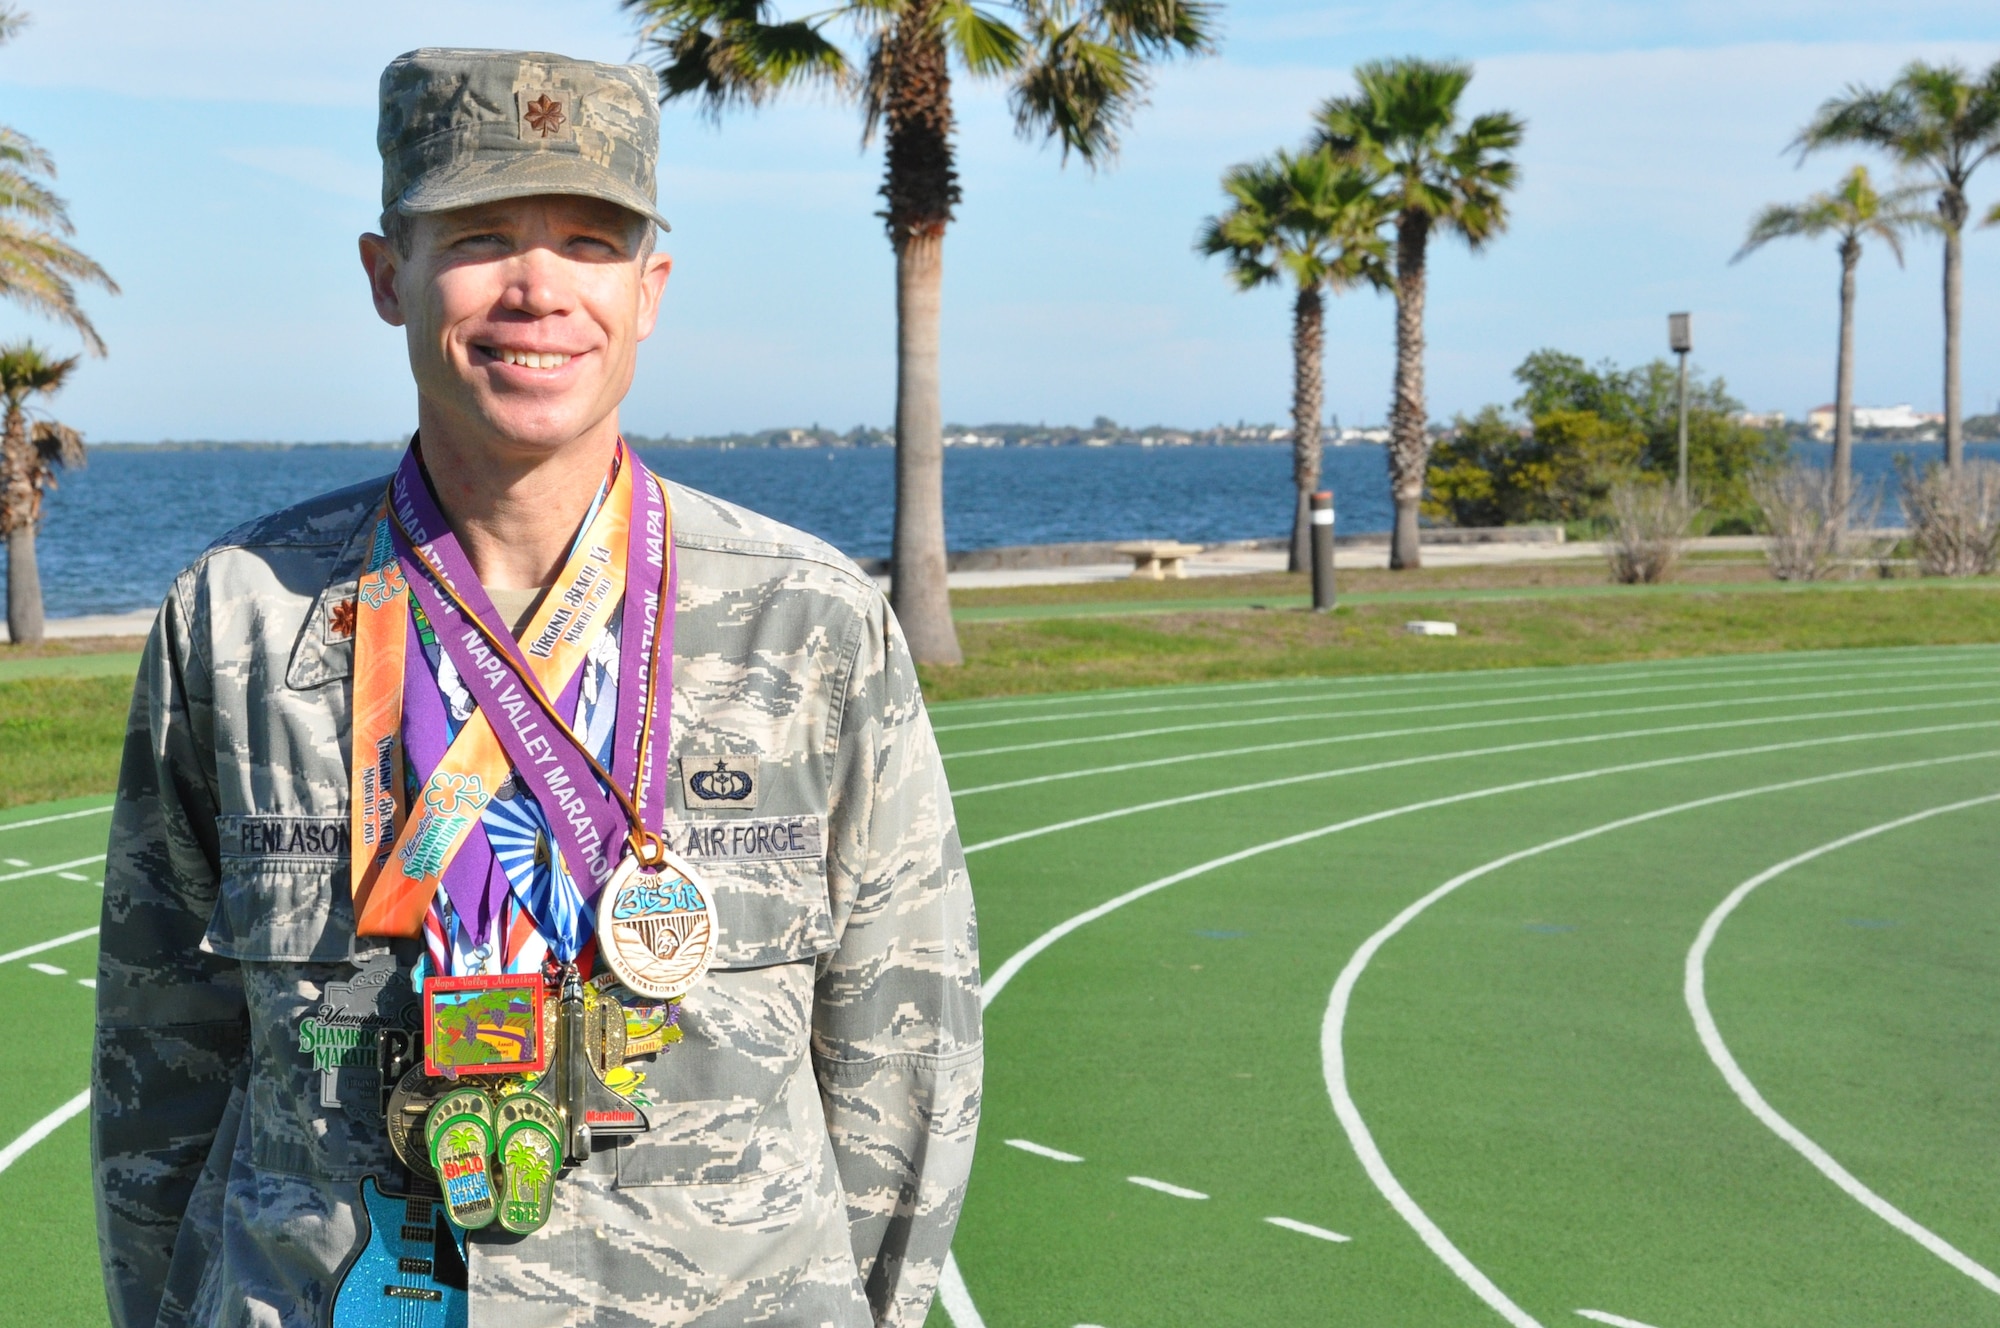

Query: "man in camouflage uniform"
(92, 48), (981, 1328)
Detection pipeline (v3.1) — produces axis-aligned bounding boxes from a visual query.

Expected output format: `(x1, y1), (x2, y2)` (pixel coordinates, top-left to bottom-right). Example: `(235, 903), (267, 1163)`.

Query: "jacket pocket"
(617, 854), (835, 1188)
(202, 855), (361, 963)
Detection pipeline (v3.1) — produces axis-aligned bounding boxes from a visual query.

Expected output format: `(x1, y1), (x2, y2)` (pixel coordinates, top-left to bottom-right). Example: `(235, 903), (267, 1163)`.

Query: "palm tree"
(626, 0), (1214, 665)
(1198, 149), (1388, 571)
(1314, 59), (1522, 570)
(0, 342), (84, 646)
(0, 8), (117, 355)
(1794, 60), (2000, 470)
(1733, 166), (1926, 532)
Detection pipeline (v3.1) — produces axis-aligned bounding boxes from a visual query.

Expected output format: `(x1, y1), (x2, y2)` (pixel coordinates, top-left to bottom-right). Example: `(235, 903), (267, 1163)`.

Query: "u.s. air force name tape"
(668, 814), (822, 864)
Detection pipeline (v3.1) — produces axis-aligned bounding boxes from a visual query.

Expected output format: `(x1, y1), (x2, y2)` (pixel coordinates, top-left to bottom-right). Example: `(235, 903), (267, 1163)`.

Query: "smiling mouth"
(481, 346), (575, 369)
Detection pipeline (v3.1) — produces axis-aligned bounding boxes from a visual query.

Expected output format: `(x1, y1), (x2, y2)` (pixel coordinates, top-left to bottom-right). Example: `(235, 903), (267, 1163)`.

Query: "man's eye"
(570, 235), (622, 256)
(452, 233), (508, 249)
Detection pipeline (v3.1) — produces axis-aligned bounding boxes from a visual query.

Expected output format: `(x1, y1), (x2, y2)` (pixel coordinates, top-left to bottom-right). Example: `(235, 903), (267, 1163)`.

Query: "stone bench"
(1115, 540), (1204, 580)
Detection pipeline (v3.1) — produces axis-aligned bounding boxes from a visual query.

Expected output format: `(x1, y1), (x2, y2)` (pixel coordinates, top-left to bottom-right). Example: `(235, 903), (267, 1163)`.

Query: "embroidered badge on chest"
(681, 754), (758, 809)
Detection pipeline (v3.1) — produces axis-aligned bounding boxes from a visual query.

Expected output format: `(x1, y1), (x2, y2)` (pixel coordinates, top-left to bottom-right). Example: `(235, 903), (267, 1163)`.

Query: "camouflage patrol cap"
(378, 48), (669, 232)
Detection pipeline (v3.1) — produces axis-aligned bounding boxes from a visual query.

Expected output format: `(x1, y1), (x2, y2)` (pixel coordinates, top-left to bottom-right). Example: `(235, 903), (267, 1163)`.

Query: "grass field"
(6, 644), (2000, 1326)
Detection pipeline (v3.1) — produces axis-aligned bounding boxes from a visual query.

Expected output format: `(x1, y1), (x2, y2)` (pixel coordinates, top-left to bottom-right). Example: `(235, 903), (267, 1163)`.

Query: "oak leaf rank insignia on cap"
(377, 48), (669, 231)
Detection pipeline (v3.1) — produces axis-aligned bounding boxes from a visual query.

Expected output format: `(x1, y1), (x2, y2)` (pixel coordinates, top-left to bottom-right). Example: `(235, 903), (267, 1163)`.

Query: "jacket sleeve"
(813, 593), (983, 1327)
(92, 574), (249, 1328)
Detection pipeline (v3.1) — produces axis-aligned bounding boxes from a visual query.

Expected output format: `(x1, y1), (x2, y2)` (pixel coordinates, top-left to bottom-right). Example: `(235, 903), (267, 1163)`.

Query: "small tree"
(1315, 58), (1523, 569)
(1794, 60), (2000, 470)
(0, 342), (83, 646)
(1896, 455), (2000, 576)
(1753, 463), (1877, 582)
(627, 0), (1214, 665)
(1733, 166), (1926, 532)
(1198, 149), (1387, 570)
(1604, 481), (1692, 585)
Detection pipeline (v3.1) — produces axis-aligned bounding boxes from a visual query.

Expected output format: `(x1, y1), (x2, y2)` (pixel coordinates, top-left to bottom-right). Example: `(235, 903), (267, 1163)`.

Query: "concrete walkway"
(888, 536), (1770, 591)
(10, 537), (1777, 639)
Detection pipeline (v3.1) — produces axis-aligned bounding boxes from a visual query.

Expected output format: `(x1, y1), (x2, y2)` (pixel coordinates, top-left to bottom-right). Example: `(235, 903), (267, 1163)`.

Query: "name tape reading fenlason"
(224, 816), (355, 860)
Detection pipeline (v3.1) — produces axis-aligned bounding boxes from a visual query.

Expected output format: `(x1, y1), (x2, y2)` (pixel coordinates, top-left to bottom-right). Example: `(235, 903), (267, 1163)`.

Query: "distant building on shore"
(1733, 410), (1788, 430)
(1806, 403), (1943, 440)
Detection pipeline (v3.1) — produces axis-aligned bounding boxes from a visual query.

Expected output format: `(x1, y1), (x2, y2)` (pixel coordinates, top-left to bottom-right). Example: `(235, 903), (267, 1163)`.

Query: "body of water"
(25, 443), (1393, 618)
(16, 438), (1988, 619)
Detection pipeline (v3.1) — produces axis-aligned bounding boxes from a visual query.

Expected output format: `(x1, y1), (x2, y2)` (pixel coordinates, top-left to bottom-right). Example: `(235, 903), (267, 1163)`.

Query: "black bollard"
(1310, 490), (1335, 612)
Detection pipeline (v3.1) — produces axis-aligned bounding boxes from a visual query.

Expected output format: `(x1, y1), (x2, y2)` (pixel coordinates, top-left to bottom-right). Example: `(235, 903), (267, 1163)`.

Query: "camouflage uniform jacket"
(92, 476), (983, 1328)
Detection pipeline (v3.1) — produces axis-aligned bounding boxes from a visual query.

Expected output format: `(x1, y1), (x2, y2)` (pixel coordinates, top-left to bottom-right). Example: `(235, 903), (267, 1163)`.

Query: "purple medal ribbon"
(388, 442), (675, 959)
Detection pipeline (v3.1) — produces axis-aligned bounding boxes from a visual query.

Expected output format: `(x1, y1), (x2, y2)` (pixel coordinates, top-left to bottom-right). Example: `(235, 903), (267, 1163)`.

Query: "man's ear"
(359, 233), (406, 327)
(634, 252), (673, 341)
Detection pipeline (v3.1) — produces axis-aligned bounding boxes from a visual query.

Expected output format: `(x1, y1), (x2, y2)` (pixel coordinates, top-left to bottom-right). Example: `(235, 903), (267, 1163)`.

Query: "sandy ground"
(7, 536), (1775, 640)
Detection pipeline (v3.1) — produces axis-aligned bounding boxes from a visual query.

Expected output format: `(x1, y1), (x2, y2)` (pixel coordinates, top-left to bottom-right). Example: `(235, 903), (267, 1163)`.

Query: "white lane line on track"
(933, 657), (1996, 735)
(937, 740), (2000, 1328)
(1005, 1138), (1084, 1162)
(0, 927), (97, 966)
(0, 854), (106, 883)
(0, 1090), (90, 1176)
(954, 688), (1999, 799)
(2, 858), (24, 866)
(26, 962), (64, 976)
(980, 735), (2000, 1006)
(930, 643), (2000, 716)
(1265, 1216), (1351, 1243)
(1319, 752), (2000, 1328)
(78, 978), (95, 989)
(0, 804), (113, 834)
(1686, 796), (2000, 1297)
(942, 668), (1996, 759)
(1128, 1176), (1208, 1200)
(1576, 1312), (1665, 1328)
(963, 709), (2000, 856)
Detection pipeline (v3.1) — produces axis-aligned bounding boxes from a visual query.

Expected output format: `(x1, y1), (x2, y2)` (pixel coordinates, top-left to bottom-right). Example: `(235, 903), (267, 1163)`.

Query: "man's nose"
(499, 248), (574, 318)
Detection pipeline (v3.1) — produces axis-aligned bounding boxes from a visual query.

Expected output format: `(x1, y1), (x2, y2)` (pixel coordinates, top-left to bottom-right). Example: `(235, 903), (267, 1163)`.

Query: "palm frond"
(1198, 148), (1390, 297)
(1006, 0), (1214, 166)
(0, 229), (112, 355)
(627, 0), (851, 116)
(932, 0), (1025, 76)
(1094, 0), (1215, 58)
(1009, 20), (1142, 164)
(31, 419), (83, 472)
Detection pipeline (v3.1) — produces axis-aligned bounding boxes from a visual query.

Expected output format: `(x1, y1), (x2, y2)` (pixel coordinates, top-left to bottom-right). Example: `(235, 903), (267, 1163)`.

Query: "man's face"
(360, 195), (671, 456)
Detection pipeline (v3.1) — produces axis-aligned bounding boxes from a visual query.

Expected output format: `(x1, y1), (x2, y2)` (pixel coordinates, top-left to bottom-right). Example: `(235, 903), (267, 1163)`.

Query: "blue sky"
(10, 1), (2000, 440)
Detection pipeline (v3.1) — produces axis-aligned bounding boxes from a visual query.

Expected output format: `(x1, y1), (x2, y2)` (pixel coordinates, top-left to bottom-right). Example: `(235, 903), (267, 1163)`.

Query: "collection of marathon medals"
(327, 442), (710, 1321)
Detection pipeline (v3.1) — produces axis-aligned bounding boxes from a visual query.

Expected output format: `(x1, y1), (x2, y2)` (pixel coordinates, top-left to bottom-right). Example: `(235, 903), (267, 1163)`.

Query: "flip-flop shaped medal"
(493, 1092), (564, 1234)
(595, 848), (717, 1001)
(425, 1086), (496, 1150)
(428, 1105), (498, 1230)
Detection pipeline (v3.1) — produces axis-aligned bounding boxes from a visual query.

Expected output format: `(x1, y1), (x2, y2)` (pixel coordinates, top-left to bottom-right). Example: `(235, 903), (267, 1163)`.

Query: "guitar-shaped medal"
(325, 1176), (468, 1328)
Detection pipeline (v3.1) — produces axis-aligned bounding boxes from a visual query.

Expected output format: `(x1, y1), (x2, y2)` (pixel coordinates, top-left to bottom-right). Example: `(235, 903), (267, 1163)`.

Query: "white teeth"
(494, 348), (570, 368)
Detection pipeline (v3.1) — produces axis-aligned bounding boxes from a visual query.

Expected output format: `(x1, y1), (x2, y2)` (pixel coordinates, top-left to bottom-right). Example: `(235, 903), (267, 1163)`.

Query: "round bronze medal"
(385, 1066), (456, 1179)
(594, 848), (717, 1001)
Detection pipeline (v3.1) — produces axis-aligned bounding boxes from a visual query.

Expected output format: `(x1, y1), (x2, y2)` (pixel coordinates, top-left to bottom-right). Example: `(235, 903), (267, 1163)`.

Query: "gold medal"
(594, 847), (717, 1001)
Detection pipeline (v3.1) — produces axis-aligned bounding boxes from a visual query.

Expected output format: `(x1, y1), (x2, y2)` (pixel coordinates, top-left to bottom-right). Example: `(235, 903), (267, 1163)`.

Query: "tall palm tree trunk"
(0, 404), (41, 646)
(1387, 210), (1430, 570)
(1940, 195), (1965, 469)
(881, 8), (962, 666)
(1832, 237), (1857, 542)
(1289, 285), (1325, 573)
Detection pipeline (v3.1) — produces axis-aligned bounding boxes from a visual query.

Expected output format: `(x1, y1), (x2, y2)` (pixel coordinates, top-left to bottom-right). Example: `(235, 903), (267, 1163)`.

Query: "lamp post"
(1668, 312), (1692, 502)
